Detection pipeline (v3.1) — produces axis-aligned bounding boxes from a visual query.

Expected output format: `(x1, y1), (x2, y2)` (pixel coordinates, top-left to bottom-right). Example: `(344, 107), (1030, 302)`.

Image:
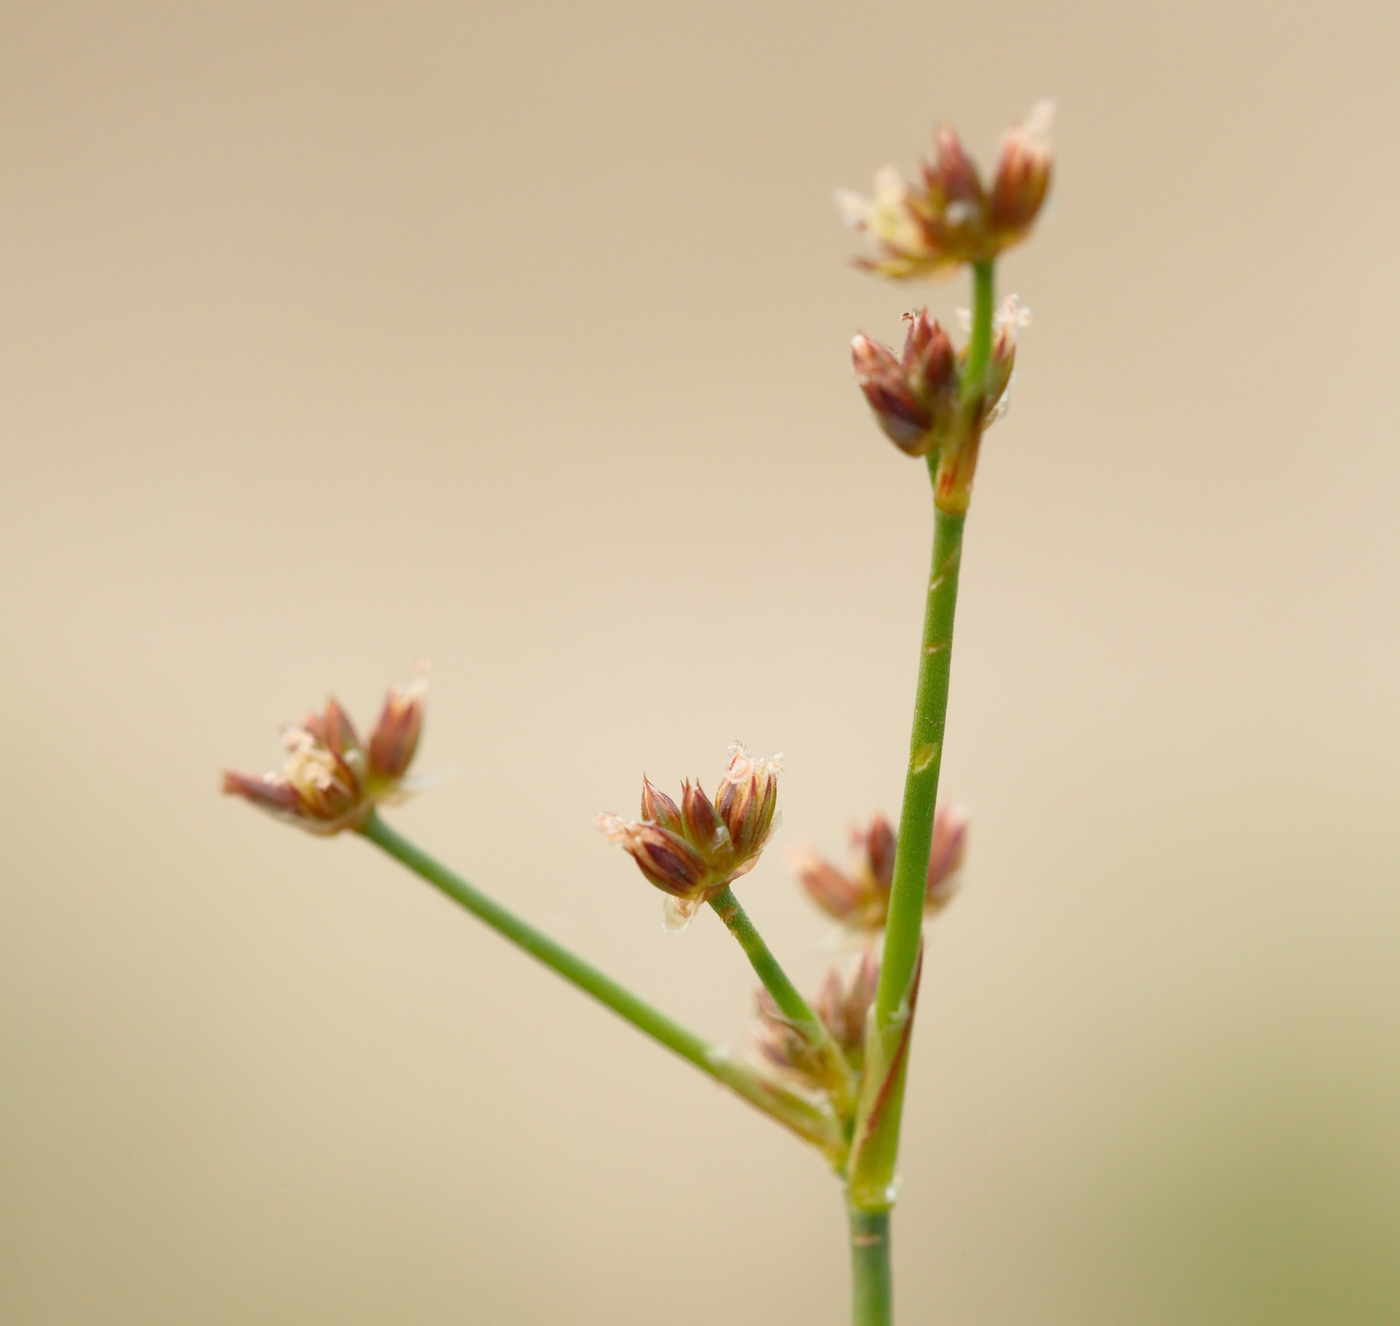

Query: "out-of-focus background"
(3, 1), (1398, 1322)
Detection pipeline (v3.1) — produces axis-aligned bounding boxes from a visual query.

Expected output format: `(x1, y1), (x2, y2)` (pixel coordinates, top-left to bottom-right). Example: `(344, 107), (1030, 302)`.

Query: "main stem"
(871, 507), (966, 1032)
(849, 1207), (893, 1326)
(359, 813), (845, 1161)
(848, 260), (991, 1216)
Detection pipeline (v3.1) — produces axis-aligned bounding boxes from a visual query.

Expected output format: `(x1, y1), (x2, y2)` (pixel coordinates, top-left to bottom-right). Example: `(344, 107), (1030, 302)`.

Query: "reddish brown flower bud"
(754, 950), (881, 1093)
(619, 823), (711, 897)
(922, 126), (986, 216)
(862, 813), (897, 891)
(367, 666), (427, 780)
(853, 311), (960, 458)
(715, 743), (780, 859)
(852, 334), (932, 454)
(925, 803), (969, 914)
(792, 805), (968, 930)
(640, 776), (684, 835)
(597, 745), (783, 930)
(222, 668), (430, 836)
(303, 697), (358, 761)
(814, 948), (880, 1068)
(989, 101), (1054, 247)
(837, 102), (1053, 279)
(680, 779), (728, 854)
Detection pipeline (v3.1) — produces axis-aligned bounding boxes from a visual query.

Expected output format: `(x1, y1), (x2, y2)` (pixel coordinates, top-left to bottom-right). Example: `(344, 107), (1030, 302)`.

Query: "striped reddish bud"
(924, 803), (969, 914)
(715, 743), (781, 859)
(596, 745), (783, 930)
(367, 666), (428, 780)
(989, 101), (1054, 247)
(814, 948), (880, 1070)
(611, 823), (710, 897)
(920, 126), (987, 226)
(853, 310), (959, 457)
(980, 295), (1028, 429)
(681, 779), (729, 854)
(222, 668), (430, 836)
(791, 804), (968, 930)
(837, 102), (1054, 280)
(640, 776), (684, 835)
(754, 950), (880, 1093)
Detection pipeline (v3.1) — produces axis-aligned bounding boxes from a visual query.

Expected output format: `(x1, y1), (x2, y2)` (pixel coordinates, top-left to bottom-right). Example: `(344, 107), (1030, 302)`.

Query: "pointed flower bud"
(222, 666), (429, 835)
(596, 744), (783, 930)
(981, 295), (1029, 428)
(837, 102), (1054, 280)
(640, 776), (684, 835)
(367, 667), (428, 780)
(989, 100), (1054, 247)
(754, 949), (880, 1094)
(791, 804), (968, 930)
(853, 309), (960, 457)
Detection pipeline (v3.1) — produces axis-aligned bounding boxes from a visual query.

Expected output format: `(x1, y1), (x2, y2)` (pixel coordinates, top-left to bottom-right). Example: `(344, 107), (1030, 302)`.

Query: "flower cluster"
(596, 744), (782, 930)
(791, 804), (967, 931)
(851, 299), (1026, 458)
(222, 668), (428, 835)
(754, 949), (879, 1093)
(837, 102), (1053, 280)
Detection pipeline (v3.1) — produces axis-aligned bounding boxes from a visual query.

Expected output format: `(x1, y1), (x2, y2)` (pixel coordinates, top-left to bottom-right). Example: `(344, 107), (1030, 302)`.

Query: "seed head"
(852, 309), (959, 457)
(791, 804), (968, 930)
(222, 666), (429, 835)
(837, 102), (1054, 280)
(596, 744), (783, 930)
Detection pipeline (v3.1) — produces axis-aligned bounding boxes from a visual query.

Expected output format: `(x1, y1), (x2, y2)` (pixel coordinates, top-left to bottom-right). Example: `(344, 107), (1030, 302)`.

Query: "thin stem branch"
(359, 813), (846, 1161)
(708, 884), (858, 1119)
(849, 1206), (893, 1326)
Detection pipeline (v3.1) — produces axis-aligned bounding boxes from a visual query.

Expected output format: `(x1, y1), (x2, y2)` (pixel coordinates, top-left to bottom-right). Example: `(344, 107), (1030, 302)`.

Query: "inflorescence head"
(596, 743), (783, 931)
(837, 102), (1054, 281)
(222, 665), (429, 835)
(791, 804), (967, 931)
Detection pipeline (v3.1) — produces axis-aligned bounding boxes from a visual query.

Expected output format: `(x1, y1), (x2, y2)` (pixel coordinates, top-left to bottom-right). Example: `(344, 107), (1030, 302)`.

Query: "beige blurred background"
(3, 0), (1398, 1322)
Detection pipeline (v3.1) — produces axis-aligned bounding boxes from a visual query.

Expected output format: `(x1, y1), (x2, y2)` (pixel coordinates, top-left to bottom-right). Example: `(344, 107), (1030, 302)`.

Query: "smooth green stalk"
(870, 507), (966, 1037)
(708, 884), (858, 1120)
(849, 1207), (893, 1326)
(360, 813), (845, 1162)
(960, 260), (996, 403)
(848, 260), (992, 1211)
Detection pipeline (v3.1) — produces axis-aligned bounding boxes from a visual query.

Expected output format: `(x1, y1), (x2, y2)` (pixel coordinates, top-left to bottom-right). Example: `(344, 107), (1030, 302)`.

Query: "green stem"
(359, 813), (845, 1162)
(849, 1206), (893, 1326)
(708, 884), (858, 1119)
(848, 262), (992, 1212)
(872, 506), (965, 1033)
(960, 260), (996, 402)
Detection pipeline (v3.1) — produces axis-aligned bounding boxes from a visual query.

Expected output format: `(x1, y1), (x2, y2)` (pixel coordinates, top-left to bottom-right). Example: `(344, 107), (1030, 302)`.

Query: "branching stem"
(709, 884), (858, 1120)
(359, 813), (846, 1161)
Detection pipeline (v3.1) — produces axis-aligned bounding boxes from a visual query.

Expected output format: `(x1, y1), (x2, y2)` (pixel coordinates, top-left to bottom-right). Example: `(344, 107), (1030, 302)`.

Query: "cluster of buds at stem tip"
(851, 299), (1023, 460)
(596, 743), (782, 931)
(790, 804), (967, 931)
(836, 101), (1053, 280)
(754, 949), (879, 1096)
(221, 666), (429, 835)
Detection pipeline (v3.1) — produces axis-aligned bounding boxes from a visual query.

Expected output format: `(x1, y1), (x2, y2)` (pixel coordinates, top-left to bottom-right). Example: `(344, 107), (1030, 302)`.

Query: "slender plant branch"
(708, 883), (858, 1119)
(359, 812), (846, 1161)
(849, 1206), (893, 1326)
